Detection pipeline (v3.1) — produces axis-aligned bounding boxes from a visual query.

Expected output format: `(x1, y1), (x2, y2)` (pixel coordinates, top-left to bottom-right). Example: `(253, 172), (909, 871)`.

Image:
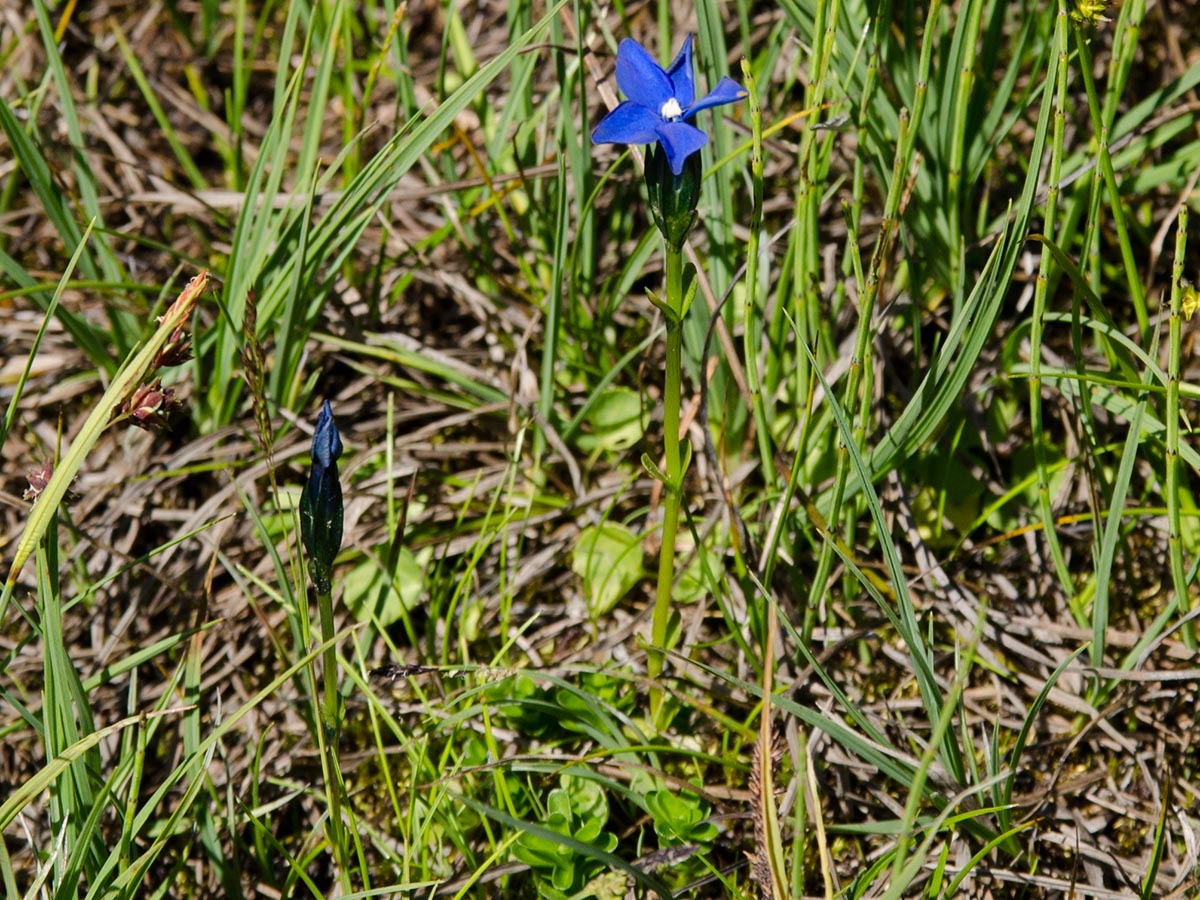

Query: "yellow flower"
(1182, 282), (1200, 321)
(1070, 0), (1109, 24)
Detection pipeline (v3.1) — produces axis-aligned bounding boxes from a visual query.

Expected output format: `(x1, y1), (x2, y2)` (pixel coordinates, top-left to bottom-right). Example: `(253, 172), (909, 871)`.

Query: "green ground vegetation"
(2, 0), (1200, 897)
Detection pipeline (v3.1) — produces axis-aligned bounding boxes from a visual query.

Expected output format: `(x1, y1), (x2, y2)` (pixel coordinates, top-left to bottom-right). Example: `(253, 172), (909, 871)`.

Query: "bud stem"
(314, 584), (351, 892)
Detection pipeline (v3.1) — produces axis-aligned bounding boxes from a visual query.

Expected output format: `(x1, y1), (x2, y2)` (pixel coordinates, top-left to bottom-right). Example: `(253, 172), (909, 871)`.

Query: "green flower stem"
(317, 587), (341, 744)
(650, 244), (686, 693)
(316, 586), (350, 891)
(1167, 209), (1194, 649)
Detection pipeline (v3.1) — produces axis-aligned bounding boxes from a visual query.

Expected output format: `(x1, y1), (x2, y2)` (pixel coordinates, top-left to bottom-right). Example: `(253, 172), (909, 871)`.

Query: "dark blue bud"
(312, 399), (343, 468)
(300, 400), (343, 594)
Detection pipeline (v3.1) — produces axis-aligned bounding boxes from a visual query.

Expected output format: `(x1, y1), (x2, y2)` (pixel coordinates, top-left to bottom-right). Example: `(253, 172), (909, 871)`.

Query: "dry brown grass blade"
(2, 270), (208, 595)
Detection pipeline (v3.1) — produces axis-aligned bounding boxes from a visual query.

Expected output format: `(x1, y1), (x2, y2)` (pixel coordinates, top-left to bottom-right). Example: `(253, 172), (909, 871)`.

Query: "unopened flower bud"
(299, 400), (344, 594)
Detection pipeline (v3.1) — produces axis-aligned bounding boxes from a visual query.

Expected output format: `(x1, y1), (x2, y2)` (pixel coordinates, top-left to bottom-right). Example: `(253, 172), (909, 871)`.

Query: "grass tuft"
(3, 1), (1200, 897)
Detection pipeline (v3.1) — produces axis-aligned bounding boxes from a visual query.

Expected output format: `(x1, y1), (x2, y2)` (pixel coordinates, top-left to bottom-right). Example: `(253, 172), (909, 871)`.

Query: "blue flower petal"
(655, 121), (707, 175)
(614, 38), (673, 112)
(592, 101), (662, 146)
(684, 76), (747, 119)
(665, 35), (695, 108)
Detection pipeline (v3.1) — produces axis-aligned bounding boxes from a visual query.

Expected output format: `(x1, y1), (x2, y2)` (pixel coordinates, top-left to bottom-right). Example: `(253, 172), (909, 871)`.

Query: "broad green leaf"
(342, 548), (427, 627)
(575, 387), (645, 453)
(571, 523), (645, 619)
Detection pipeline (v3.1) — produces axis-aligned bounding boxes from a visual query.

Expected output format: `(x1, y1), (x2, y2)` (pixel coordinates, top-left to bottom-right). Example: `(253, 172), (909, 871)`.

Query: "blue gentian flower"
(300, 399), (344, 594)
(592, 35), (746, 176)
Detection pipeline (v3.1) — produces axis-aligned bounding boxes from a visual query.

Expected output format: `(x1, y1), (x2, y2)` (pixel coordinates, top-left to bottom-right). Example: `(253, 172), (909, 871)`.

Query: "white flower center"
(660, 98), (683, 121)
